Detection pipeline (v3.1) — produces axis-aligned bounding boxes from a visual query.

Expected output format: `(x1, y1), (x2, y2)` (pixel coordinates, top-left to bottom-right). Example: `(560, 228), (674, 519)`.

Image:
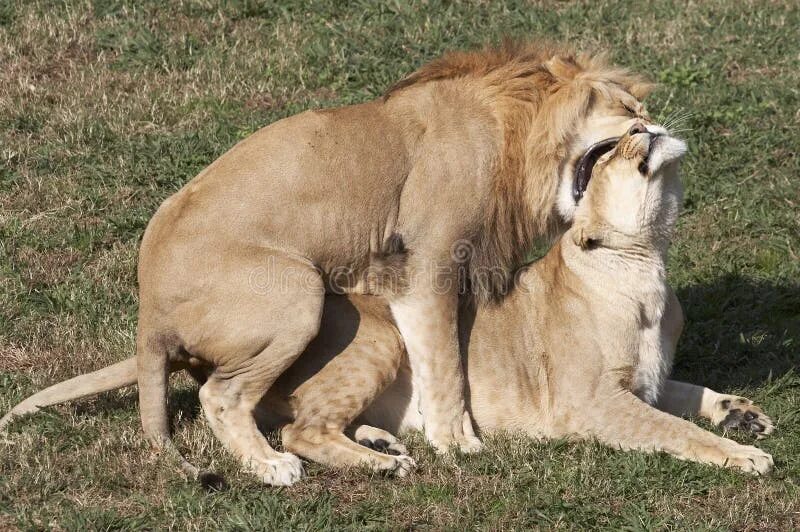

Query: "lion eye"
(623, 103), (637, 115)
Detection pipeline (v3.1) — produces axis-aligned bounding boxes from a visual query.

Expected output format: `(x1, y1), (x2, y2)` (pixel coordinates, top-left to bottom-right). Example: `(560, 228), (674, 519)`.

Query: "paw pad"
(716, 397), (774, 437)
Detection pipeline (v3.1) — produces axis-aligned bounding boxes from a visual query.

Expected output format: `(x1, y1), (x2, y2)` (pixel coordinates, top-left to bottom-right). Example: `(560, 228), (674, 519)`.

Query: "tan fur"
(389, 41), (654, 297)
(0, 131), (775, 479)
(130, 41), (656, 484)
(2, 43), (671, 485)
(272, 128), (774, 476)
(277, 296), (414, 475)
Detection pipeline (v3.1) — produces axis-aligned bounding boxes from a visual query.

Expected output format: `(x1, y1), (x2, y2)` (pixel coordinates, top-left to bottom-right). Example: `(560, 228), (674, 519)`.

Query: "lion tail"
(0, 357), (138, 431)
(1, 349), (225, 491)
(137, 334), (226, 491)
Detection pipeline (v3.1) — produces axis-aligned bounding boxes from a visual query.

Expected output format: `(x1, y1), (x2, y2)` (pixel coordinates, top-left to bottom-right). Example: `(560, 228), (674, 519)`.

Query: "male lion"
(2, 126), (774, 484)
(134, 41), (664, 485)
(3, 42), (663, 486)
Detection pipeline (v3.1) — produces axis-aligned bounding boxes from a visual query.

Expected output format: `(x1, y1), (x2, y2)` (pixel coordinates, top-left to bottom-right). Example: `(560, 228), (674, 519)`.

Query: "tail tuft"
(198, 471), (227, 492)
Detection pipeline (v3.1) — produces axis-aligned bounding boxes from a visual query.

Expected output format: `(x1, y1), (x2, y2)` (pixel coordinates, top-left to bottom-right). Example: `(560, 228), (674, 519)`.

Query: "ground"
(1, 0), (798, 529)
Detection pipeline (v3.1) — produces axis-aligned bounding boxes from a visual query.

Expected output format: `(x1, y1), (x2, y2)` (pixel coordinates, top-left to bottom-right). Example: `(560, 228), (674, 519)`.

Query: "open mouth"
(571, 137), (620, 203)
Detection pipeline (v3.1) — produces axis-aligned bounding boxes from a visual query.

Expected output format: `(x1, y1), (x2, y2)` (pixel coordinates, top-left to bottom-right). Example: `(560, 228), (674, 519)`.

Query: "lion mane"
(388, 40), (653, 300)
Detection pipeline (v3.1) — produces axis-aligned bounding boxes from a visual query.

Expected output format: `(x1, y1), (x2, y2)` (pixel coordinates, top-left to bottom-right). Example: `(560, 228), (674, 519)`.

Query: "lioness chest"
(358, 263), (675, 435)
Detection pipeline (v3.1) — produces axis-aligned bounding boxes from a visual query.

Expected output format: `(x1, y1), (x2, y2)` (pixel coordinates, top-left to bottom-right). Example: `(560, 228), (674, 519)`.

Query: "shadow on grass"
(71, 382), (203, 426)
(674, 274), (799, 391)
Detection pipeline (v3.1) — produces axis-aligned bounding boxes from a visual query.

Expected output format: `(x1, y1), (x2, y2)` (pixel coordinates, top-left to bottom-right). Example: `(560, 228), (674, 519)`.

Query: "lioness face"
(578, 124), (687, 237)
(557, 89), (662, 221)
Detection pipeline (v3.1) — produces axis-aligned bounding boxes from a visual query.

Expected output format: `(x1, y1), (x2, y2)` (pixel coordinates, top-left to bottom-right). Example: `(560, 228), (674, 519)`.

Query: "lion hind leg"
(187, 252), (329, 487)
(137, 330), (226, 490)
(199, 373), (305, 487)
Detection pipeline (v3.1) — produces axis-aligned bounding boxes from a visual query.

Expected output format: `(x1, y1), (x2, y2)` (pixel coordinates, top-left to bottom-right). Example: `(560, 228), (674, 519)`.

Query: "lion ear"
(544, 56), (581, 80)
(628, 80), (657, 101)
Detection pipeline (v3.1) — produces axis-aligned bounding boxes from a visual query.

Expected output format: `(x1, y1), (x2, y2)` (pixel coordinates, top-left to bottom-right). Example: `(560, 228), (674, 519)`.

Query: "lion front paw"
(713, 396), (774, 438)
(428, 433), (483, 454)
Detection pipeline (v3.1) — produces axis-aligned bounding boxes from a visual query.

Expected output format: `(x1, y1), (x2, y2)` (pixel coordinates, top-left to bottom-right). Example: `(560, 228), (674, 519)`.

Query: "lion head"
(386, 40), (670, 299)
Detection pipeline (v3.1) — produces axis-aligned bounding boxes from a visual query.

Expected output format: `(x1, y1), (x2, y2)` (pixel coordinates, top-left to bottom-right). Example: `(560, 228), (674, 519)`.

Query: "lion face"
(576, 123), (686, 239)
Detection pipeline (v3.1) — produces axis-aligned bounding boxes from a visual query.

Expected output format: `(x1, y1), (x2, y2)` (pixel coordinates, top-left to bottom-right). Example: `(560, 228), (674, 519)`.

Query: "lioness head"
(555, 76), (662, 223)
(570, 123), (687, 249)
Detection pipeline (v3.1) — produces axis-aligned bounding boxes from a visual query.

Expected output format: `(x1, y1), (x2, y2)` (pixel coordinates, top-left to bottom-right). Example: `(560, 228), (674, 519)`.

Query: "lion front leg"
(657, 380), (774, 437)
(390, 287), (481, 454)
(587, 389), (773, 475)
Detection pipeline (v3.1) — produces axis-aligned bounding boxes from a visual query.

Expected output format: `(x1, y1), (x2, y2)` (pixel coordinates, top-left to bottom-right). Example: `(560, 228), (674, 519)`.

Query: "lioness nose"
(628, 123), (647, 136)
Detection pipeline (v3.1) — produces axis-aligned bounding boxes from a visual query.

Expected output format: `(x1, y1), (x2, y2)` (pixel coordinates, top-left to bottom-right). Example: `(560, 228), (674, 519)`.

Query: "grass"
(0, 0), (798, 529)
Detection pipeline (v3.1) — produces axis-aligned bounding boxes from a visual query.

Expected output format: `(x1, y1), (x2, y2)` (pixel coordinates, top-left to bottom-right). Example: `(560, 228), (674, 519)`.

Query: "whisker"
(658, 108), (694, 133)
(659, 109), (679, 129)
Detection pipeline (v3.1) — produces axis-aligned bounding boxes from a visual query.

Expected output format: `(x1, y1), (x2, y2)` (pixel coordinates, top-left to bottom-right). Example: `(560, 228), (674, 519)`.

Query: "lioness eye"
(623, 103), (637, 115)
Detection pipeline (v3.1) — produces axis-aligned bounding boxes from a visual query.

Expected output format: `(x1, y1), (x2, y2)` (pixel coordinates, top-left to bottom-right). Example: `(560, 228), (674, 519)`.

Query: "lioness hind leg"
(589, 390), (773, 474)
(281, 302), (415, 476)
(350, 424), (408, 456)
(282, 426), (415, 477)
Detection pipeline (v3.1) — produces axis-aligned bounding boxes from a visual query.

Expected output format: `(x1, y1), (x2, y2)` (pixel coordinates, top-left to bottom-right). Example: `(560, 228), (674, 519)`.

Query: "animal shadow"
(673, 274), (799, 391)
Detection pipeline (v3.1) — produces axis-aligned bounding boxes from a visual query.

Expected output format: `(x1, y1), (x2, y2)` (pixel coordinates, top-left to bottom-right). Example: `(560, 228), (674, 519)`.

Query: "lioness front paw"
(713, 396), (774, 438)
(720, 442), (774, 475)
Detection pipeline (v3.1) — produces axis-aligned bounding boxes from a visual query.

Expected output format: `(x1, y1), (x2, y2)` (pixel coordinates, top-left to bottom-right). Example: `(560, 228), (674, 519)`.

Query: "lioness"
(2, 127), (775, 483)
(272, 124), (774, 475)
(130, 42), (662, 484)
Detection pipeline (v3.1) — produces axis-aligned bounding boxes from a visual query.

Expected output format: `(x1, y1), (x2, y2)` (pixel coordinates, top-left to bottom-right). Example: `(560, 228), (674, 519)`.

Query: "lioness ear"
(571, 224), (603, 250)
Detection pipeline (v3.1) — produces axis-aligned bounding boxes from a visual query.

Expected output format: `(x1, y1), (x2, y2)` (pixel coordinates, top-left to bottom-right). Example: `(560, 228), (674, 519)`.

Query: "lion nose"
(628, 123), (648, 136)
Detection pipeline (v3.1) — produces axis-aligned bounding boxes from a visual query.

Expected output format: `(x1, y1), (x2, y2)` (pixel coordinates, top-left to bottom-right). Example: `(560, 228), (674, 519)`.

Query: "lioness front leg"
(588, 389), (773, 474)
(391, 288), (481, 454)
(653, 287), (773, 436)
(657, 380), (774, 437)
